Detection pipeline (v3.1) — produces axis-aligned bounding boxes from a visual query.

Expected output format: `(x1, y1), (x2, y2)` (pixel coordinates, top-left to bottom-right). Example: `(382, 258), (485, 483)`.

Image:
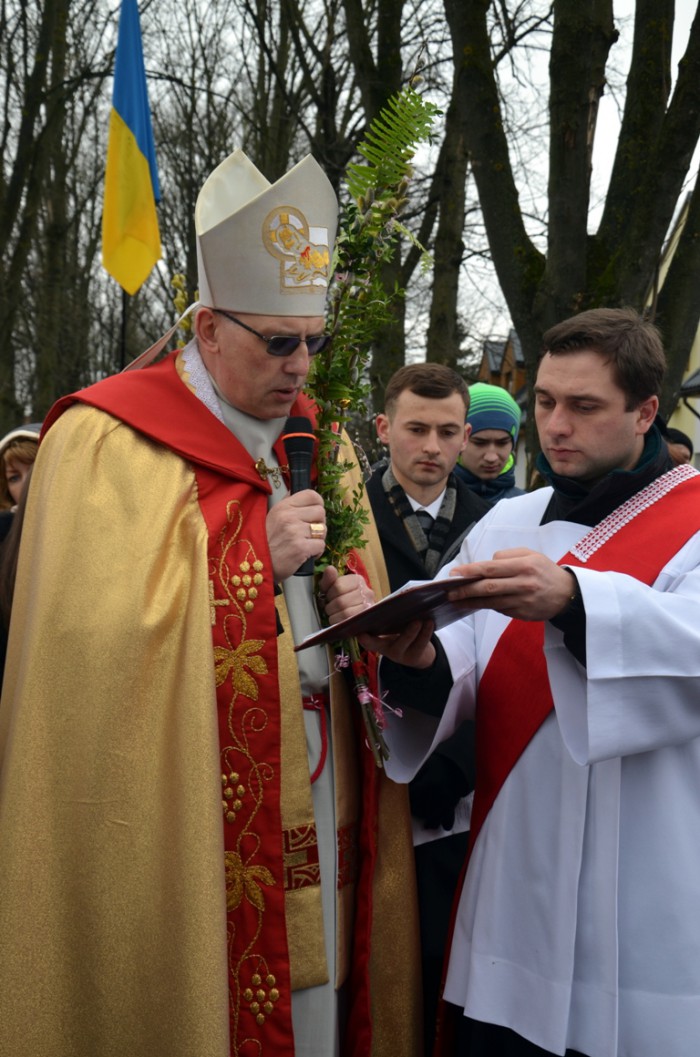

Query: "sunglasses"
(214, 310), (332, 357)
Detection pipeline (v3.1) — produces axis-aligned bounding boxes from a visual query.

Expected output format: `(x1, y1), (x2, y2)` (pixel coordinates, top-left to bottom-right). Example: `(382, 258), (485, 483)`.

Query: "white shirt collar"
(406, 488), (446, 519)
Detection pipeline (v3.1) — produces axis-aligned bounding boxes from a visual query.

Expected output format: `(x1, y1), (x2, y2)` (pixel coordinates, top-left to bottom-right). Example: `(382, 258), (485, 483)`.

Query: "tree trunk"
(426, 94), (469, 369)
(445, 0), (700, 475)
(656, 179), (700, 416)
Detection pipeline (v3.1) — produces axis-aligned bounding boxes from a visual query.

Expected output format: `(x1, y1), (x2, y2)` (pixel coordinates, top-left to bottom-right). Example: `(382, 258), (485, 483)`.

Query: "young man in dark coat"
(366, 363), (490, 1056)
(368, 364), (490, 586)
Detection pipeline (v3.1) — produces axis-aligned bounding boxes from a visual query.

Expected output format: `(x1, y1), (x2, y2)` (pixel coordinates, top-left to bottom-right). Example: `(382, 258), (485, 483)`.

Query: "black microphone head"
(282, 416), (315, 456)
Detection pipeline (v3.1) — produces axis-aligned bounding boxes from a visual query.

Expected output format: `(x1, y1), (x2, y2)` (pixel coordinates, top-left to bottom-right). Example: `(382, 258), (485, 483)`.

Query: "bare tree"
(4, 0), (698, 442)
(444, 0), (700, 459)
(0, 0), (75, 424)
(30, 0), (118, 413)
(148, 0), (244, 306)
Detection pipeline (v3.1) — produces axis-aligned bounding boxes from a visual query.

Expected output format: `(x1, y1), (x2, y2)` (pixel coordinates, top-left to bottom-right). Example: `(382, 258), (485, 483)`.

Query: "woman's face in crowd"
(5, 458), (32, 506)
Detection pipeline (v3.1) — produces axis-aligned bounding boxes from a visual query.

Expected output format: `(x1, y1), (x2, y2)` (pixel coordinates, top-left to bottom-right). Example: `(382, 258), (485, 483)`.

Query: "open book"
(295, 574), (479, 651)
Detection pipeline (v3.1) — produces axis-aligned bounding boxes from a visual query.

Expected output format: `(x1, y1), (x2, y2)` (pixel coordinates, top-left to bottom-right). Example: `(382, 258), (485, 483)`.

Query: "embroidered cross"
(209, 579), (230, 625)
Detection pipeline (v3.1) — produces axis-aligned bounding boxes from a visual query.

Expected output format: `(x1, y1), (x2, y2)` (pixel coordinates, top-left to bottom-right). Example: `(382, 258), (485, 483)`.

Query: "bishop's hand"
(266, 489), (327, 582)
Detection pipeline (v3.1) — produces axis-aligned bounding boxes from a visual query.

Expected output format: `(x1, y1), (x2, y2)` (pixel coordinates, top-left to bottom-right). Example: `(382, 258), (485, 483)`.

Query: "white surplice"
(383, 485), (700, 1057)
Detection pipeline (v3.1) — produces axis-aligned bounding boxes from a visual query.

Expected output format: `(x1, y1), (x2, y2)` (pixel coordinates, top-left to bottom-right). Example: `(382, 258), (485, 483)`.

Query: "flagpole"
(119, 288), (128, 371)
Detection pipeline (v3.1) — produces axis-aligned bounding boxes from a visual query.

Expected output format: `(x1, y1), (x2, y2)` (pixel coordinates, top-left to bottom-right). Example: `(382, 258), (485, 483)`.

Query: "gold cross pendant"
(255, 457), (287, 488)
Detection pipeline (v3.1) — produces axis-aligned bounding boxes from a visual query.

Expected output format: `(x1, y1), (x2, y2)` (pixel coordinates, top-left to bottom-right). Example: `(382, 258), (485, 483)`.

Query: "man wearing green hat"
(456, 382), (524, 503)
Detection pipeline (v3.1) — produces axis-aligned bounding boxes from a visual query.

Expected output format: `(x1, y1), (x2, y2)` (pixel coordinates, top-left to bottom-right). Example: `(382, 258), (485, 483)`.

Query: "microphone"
(282, 416), (317, 576)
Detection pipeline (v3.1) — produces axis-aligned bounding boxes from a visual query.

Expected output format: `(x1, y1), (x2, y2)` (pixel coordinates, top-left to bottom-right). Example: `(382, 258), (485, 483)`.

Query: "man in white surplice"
(357, 307), (700, 1057)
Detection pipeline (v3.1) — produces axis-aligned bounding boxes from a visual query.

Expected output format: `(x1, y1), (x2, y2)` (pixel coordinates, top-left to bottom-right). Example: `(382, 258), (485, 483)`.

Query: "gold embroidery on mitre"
(262, 205), (330, 293)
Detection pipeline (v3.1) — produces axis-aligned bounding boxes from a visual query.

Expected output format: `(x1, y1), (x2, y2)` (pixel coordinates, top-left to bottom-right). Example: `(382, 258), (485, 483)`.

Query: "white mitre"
(124, 149), (338, 371)
(195, 149), (338, 317)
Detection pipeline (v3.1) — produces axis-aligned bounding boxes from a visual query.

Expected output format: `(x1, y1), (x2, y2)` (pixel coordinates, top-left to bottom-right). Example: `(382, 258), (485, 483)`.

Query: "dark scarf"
(382, 464), (457, 576)
(537, 424), (673, 527)
(455, 460), (519, 503)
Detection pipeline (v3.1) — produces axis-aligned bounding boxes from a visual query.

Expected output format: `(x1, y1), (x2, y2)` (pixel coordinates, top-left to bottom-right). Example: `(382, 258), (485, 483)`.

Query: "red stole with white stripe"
(470, 465), (700, 855)
(434, 466), (700, 1057)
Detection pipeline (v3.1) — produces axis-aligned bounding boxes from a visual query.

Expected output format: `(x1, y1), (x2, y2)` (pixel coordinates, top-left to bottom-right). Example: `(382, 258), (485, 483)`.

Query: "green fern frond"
(307, 81), (441, 768)
(310, 82), (441, 570)
(347, 87), (441, 199)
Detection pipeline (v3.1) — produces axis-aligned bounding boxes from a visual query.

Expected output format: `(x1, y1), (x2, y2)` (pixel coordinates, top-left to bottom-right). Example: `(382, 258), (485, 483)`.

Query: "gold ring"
(309, 522), (325, 540)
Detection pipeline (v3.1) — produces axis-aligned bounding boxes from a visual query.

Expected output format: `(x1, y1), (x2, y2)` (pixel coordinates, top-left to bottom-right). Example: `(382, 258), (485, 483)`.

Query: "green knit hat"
(467, 383), (521, 443)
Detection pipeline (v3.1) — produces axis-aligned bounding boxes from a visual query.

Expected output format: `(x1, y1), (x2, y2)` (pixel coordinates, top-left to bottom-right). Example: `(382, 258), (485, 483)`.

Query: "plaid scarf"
(382, 464), (457, 576)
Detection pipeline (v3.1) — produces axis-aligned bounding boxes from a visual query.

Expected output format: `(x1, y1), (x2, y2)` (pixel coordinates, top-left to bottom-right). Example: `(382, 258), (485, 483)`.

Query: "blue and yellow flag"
(102, 0), (161, 295)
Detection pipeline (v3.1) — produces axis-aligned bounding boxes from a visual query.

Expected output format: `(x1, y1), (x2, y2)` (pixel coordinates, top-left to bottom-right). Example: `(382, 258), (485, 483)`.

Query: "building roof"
(483, 338), (507, 372)
(508, 328), (524, 364)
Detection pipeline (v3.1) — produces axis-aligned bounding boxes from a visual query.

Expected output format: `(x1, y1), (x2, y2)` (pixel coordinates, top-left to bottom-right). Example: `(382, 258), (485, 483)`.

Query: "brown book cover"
(295, 575), (479, 651)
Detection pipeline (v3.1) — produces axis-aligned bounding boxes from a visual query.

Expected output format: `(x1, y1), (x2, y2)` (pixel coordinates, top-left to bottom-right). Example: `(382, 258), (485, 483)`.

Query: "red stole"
(42, 351), (318, 488)
(472, 465), (700, 853)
